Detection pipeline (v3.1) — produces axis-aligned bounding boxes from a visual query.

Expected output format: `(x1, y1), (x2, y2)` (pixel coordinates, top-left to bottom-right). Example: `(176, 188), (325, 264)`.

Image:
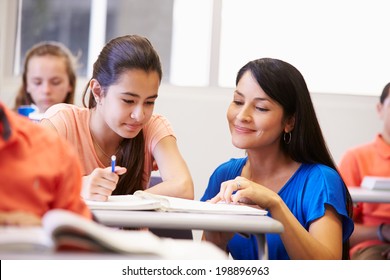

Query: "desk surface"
(93, 210), (284, 234)
(348, 187), (390, 203)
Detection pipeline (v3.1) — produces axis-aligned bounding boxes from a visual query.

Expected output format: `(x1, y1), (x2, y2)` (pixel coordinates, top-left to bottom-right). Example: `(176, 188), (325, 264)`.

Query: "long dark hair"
(82, 35), (162, 195)
(236, 58), (353, 259)
(14, 41), (77, 110)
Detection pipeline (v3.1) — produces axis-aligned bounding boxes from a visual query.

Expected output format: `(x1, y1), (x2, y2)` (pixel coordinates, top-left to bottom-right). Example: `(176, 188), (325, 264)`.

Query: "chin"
(231, 139), (248, 150)
(120, 130), (142, 139)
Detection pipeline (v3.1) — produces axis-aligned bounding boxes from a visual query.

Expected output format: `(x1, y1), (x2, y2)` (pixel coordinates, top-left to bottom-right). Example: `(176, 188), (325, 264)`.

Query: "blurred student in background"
(201, 58), (354, 260)
(339, 83), (390, 259)
(0, 101), (91, 226)
(41, 35), (193, 202)
(14, 41), (77, 113)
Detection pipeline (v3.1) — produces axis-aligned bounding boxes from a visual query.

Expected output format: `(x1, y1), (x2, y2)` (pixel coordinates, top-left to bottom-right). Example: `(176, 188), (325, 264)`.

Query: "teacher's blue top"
(201, 158), (354, 260)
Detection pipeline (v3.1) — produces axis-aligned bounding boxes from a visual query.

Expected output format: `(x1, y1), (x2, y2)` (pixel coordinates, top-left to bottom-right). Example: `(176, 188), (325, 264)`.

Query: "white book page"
(84, 195), (161, 210)
(42, 209), (228, 259)
(0, 226), (54, 252)
(134, 191), (267, 215)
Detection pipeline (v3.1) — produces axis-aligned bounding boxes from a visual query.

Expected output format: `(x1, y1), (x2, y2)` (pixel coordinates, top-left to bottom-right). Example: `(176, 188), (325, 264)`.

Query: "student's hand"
(82, 166), (127, 201)
(0, 211), (42, 226)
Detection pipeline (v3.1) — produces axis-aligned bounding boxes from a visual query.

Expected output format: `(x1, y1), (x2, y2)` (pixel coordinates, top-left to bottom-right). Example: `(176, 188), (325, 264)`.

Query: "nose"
(236, 105), (252, 122)
(41, 82), (52, 95)
(130, 105), (145, 122)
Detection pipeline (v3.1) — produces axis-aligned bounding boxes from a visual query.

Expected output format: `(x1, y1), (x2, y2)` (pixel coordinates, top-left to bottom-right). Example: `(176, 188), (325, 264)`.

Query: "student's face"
(100, 69), (160, 139)
(227, 70), (287, 150)
(26, 55), (72, 112)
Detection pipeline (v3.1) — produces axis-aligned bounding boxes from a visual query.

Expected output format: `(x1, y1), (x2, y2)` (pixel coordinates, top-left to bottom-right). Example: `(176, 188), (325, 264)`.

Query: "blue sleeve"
(301, 166), (354, 241)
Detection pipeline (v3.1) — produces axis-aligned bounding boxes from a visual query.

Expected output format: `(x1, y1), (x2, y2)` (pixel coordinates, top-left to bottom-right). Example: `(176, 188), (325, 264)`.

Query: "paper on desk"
(134, 191), (268, 216)
(84, 195), (161, 210)
(361, 176), (390, 191)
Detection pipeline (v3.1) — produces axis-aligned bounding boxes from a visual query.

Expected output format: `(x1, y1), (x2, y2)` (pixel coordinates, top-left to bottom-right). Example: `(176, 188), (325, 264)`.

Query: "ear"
(90, 79), (103, 102)
(284, 114), (295, 133)
(377, 102), (384, 120)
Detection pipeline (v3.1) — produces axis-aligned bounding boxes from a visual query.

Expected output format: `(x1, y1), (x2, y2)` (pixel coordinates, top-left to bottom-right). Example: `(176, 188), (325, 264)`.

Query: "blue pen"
(111, 155), (116, 173)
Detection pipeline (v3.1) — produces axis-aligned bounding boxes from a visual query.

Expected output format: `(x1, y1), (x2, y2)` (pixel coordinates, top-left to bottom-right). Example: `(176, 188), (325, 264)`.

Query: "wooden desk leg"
(255, 234), (268, 260)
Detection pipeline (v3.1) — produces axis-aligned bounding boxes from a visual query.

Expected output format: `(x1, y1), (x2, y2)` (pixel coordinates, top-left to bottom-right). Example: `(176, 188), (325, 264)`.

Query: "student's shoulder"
(13, 113), (75, 154)
(341, 137), (378, 158)
(44, 103), (87, 119)
(147, 114), (171, 125)
(144, 114), (173, 132)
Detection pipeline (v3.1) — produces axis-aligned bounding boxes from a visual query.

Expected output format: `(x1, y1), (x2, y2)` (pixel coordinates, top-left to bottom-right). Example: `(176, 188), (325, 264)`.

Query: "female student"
(41, 35), (193, 201)
(14, 41), (77, 113)
(201, 58), (354, 260)
(0, 101), (91, 225)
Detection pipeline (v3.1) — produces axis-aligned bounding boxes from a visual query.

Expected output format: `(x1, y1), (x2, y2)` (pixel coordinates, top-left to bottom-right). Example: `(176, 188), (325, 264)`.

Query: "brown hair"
(380, 82), (390, 104)
(82, 35), (162, 195)
(14, 41), (77, 110)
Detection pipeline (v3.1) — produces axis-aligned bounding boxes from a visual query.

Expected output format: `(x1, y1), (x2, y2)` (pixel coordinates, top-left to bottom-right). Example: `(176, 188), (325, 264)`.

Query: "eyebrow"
(121, 92), (158, 99)
(234, 90), (270, 102)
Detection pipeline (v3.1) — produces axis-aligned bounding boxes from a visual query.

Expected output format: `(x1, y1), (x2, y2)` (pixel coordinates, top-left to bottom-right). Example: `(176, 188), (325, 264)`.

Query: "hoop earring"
(283, 131), (292, 144)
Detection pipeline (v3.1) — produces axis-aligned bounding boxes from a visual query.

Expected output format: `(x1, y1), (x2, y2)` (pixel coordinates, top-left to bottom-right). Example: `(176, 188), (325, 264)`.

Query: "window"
(18, 0), (91, 76)
(11, 0), (390, 95)
(218, 0), (390, 95)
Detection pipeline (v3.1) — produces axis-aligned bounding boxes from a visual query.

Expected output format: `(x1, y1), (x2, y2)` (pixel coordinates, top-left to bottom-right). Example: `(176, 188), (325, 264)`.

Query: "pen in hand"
(111, 155), (116, 173)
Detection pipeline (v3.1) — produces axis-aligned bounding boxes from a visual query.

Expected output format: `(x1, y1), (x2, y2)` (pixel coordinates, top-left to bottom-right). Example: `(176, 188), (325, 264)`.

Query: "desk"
(92, 210), (284, 260)
(348, 187), (390, 203)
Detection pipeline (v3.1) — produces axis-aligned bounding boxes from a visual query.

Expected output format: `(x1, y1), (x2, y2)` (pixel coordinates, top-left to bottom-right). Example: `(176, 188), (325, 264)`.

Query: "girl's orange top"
(43, 103), (175, 188)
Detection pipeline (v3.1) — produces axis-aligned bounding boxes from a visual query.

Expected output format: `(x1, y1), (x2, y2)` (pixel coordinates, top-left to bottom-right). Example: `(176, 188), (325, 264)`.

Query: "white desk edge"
(348, 187), (390, 203)
(92, 210), (284, 260)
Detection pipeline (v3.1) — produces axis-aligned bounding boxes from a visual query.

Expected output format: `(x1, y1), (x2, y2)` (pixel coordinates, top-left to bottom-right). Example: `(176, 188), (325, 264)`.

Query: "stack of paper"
(361, 176), (390, 191)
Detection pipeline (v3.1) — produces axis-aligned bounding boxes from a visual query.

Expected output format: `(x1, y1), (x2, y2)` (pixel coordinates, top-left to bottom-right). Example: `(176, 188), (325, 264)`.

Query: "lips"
(124, 123), (143, 131)
(233, 125), (257, 134)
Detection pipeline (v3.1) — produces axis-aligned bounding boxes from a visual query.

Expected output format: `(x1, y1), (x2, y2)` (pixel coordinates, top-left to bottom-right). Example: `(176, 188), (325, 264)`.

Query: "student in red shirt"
(0, 101), (91, 226)
(339, 83), (390, 259)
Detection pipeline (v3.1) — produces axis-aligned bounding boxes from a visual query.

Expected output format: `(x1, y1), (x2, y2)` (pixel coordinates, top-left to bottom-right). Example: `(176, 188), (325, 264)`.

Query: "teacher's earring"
(283, 131), (292, 144)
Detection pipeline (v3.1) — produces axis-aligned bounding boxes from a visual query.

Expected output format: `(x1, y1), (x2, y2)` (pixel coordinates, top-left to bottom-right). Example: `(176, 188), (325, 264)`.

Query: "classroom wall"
(154, 85), (381, 200)
(0, 76), (381, 200)
(0, 0), (383, 200)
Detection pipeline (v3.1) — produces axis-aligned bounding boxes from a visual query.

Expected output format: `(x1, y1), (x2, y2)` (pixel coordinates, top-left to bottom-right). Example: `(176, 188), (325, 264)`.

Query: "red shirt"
(0, 103), (91, 219)
(339, 134), (390, 253)
(339, 134), (390, 225)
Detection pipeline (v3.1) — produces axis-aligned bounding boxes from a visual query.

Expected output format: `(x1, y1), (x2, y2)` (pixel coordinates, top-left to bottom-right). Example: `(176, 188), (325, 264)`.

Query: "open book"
(361, 176), (390, 191)
(0, 209), (227, 259)
(85, 191), (268, 216)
